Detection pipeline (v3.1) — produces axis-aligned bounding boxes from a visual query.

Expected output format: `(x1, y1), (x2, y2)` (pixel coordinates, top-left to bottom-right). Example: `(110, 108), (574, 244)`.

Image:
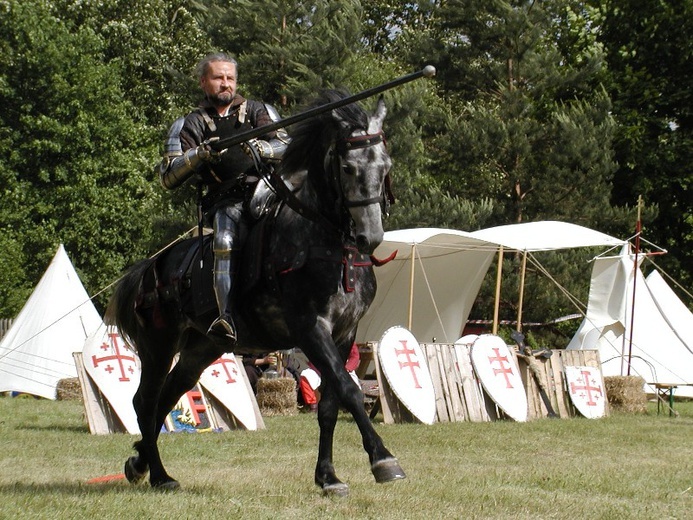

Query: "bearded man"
(158, 52), (288, 340)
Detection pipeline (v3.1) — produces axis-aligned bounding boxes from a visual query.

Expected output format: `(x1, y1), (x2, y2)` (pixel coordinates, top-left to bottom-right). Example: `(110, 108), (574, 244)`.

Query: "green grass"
(0, 396), (691, 519)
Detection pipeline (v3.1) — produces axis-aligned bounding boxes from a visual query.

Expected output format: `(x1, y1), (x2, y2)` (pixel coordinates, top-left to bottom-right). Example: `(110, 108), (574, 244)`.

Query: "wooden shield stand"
(74, 352), (264, 434)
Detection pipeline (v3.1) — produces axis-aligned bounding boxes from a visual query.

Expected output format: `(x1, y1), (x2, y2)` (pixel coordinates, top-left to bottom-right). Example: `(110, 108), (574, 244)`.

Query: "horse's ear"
(373, 95), (387, 130)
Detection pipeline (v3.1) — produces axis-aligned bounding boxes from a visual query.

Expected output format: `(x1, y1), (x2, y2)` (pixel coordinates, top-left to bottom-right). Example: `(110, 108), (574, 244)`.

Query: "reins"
(261, 128), (388, 238)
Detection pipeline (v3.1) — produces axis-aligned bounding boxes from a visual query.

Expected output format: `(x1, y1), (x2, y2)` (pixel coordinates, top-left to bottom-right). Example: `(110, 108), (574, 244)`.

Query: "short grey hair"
(195, 52), (238, 80)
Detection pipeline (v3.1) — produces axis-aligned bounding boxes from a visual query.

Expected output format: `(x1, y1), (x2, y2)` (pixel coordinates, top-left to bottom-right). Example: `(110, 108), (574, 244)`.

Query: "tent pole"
(408, 244), (416, 330)
(626, 195), (643, 376)
(516, 251), (527, 332)
(492, 246), (504, 335)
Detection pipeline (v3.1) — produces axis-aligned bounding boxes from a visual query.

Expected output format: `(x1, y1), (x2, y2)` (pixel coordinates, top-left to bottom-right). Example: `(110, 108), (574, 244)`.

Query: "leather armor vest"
(199, 104), (256, 186)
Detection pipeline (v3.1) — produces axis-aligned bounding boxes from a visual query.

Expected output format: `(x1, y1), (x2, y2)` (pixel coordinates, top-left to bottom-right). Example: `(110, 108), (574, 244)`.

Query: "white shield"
(198, 353), (259, 430)
(378, 326), (436, 424)
(565, 365), (606, 419)
(82, 324), (141, 434)
(470, 334), (528, 422)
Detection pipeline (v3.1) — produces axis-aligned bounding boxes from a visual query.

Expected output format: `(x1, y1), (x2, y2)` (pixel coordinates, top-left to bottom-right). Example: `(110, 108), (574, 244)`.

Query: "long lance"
(209, 65), (436, 152)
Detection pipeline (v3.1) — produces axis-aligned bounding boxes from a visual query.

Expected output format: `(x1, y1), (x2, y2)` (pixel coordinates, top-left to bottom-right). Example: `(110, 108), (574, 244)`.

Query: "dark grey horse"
(105, 90), (405, 496)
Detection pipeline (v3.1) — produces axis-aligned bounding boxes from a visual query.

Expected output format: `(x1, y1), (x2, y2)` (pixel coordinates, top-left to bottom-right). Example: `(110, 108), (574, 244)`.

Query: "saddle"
(136, 206), (392, 320)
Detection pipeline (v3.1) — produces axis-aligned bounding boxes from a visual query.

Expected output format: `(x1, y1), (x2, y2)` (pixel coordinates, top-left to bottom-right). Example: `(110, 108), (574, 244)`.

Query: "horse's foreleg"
(335, 370), (406, 483)
(314, 384), (349, 497)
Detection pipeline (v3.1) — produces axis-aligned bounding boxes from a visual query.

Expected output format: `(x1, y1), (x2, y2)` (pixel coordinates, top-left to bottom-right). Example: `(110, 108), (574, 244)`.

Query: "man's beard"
(208, 91), (234, 106)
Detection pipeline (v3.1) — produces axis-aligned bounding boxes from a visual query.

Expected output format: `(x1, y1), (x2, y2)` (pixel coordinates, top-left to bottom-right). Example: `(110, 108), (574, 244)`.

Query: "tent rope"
(525, 253), (588, 316)
(0, 227), (197, 381)
(415, 251), (449, 343)
(645, 256), (693, 303)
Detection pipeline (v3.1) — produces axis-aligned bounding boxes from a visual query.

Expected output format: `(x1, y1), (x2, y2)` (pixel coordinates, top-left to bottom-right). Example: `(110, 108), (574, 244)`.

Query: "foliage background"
(0, 0), (691, 345)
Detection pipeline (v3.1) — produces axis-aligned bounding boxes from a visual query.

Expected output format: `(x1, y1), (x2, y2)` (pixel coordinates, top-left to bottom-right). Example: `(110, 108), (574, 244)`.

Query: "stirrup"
(208, 315), (237, 341)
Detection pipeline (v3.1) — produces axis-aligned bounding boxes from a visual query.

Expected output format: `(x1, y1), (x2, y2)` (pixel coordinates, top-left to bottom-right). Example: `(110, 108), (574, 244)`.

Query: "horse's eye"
(342, 164), (357, 176)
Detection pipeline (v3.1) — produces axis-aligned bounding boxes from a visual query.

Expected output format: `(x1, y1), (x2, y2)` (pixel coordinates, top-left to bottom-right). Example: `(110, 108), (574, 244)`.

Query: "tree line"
(1, 0), (690, 344)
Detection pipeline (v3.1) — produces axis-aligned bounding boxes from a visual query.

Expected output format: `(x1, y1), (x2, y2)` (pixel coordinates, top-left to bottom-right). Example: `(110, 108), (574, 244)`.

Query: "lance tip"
(422, 65), (436, 78)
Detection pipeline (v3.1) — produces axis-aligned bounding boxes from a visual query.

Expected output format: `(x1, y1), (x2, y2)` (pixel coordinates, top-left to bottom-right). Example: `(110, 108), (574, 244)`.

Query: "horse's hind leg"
(144, 332), (225, 489)
(125, 344), (177, 487)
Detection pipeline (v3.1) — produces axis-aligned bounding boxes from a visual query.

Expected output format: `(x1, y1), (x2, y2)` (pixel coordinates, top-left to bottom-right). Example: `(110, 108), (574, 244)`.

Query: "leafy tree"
(387, 0), (644, 336)
(0, 0), (164, 313)
(592, 0), (693, 289)
(49, 0), (211, 126)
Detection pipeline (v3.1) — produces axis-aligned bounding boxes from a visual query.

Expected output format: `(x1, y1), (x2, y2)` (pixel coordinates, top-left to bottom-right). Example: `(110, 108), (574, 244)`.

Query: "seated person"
(243, 353), (276, 395)
(299, 343), (360, 411)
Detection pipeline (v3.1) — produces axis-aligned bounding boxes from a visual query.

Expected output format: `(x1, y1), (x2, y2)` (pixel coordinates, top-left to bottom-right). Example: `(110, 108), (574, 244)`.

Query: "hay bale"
(56, 378), (82, 401)
(256, 377), (297, 416)
(604, 375), (647, 413)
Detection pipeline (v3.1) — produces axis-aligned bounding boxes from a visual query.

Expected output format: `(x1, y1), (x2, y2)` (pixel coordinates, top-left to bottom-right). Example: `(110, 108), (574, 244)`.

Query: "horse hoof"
(322, 482), (350, 497)
(371, 458), (406, 483)
(153, 480), (181, 492)
(123, 457), (147, 484)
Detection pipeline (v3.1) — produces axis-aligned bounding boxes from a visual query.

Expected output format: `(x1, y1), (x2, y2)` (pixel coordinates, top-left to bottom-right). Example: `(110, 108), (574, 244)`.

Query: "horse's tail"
(104, 257), (155, 353)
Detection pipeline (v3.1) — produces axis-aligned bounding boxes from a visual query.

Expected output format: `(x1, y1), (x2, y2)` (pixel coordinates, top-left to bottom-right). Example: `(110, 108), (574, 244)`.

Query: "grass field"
(0, 396), (691, 519)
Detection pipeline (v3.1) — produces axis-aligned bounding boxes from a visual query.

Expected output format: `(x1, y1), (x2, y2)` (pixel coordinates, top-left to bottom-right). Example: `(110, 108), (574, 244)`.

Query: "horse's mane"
(279, 89), (370, 175)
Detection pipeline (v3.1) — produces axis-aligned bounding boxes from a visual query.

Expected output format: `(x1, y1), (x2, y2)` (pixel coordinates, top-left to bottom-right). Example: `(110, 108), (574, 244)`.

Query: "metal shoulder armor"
(158, 116), (202, 190)
(263, 103), (290, 161)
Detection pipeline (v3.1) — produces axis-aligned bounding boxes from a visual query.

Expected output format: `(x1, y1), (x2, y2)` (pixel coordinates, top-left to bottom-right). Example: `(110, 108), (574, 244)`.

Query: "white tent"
(566, 246), (693, 398)
(356, 228), (497, 344)
(469, 221), (627, 252)
(356, 222), (626, 344)
(0, 244), (103, 399)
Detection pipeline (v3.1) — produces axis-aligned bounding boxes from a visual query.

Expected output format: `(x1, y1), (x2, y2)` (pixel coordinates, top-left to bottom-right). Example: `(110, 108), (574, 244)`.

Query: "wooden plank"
(454, 343), (491, 422)
(373, 343), (395, 424)
(517, 356), (542, 420)
(441, 344), (467, 421)
(422, 344), (449, 422)
(434, 344), (457, 421)
(554, 350), (573, 417)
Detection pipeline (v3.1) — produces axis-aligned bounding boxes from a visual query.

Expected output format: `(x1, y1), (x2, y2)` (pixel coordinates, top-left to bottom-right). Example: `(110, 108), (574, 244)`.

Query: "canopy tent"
(356, 222), (626, 344)
(567, 246), (693, 398)
(470, 221), (627, 332)
(469, 220), (626, 252)
(0, 244), (103, 399)
(356, 228), (496, 344)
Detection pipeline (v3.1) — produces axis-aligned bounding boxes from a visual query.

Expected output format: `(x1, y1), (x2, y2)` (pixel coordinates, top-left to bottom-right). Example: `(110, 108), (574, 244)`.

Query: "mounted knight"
(158, 52), (290, 341)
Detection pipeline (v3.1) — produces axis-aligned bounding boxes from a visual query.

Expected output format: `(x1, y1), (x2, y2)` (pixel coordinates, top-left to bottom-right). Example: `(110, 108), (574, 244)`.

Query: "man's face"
(200, 61), (237, 107)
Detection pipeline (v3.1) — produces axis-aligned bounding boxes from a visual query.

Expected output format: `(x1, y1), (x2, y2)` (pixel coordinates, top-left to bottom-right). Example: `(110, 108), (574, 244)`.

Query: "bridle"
(326, 129), (394, 219)
(257, 127), (392, 239)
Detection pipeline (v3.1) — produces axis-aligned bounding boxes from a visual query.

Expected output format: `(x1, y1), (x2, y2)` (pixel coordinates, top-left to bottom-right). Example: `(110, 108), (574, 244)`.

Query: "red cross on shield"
(565, 365), (606, 419)
(470, 334), (528, 422)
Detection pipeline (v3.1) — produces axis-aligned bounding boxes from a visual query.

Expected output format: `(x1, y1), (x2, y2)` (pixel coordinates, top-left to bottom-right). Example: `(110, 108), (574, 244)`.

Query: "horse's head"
(331, 96), (391, 254)
(280, 90), (392, 255)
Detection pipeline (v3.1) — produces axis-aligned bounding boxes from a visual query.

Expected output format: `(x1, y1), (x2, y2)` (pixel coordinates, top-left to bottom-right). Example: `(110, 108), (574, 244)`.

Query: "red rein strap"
(370, 249), (397, 267)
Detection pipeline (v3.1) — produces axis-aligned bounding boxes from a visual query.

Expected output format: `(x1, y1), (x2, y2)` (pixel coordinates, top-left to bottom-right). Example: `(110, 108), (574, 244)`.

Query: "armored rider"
(158, 52), (288, 341)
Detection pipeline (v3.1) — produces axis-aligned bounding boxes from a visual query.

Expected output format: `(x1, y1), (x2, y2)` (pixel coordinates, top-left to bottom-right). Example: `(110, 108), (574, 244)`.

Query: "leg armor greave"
(208, 205), (244, 340)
